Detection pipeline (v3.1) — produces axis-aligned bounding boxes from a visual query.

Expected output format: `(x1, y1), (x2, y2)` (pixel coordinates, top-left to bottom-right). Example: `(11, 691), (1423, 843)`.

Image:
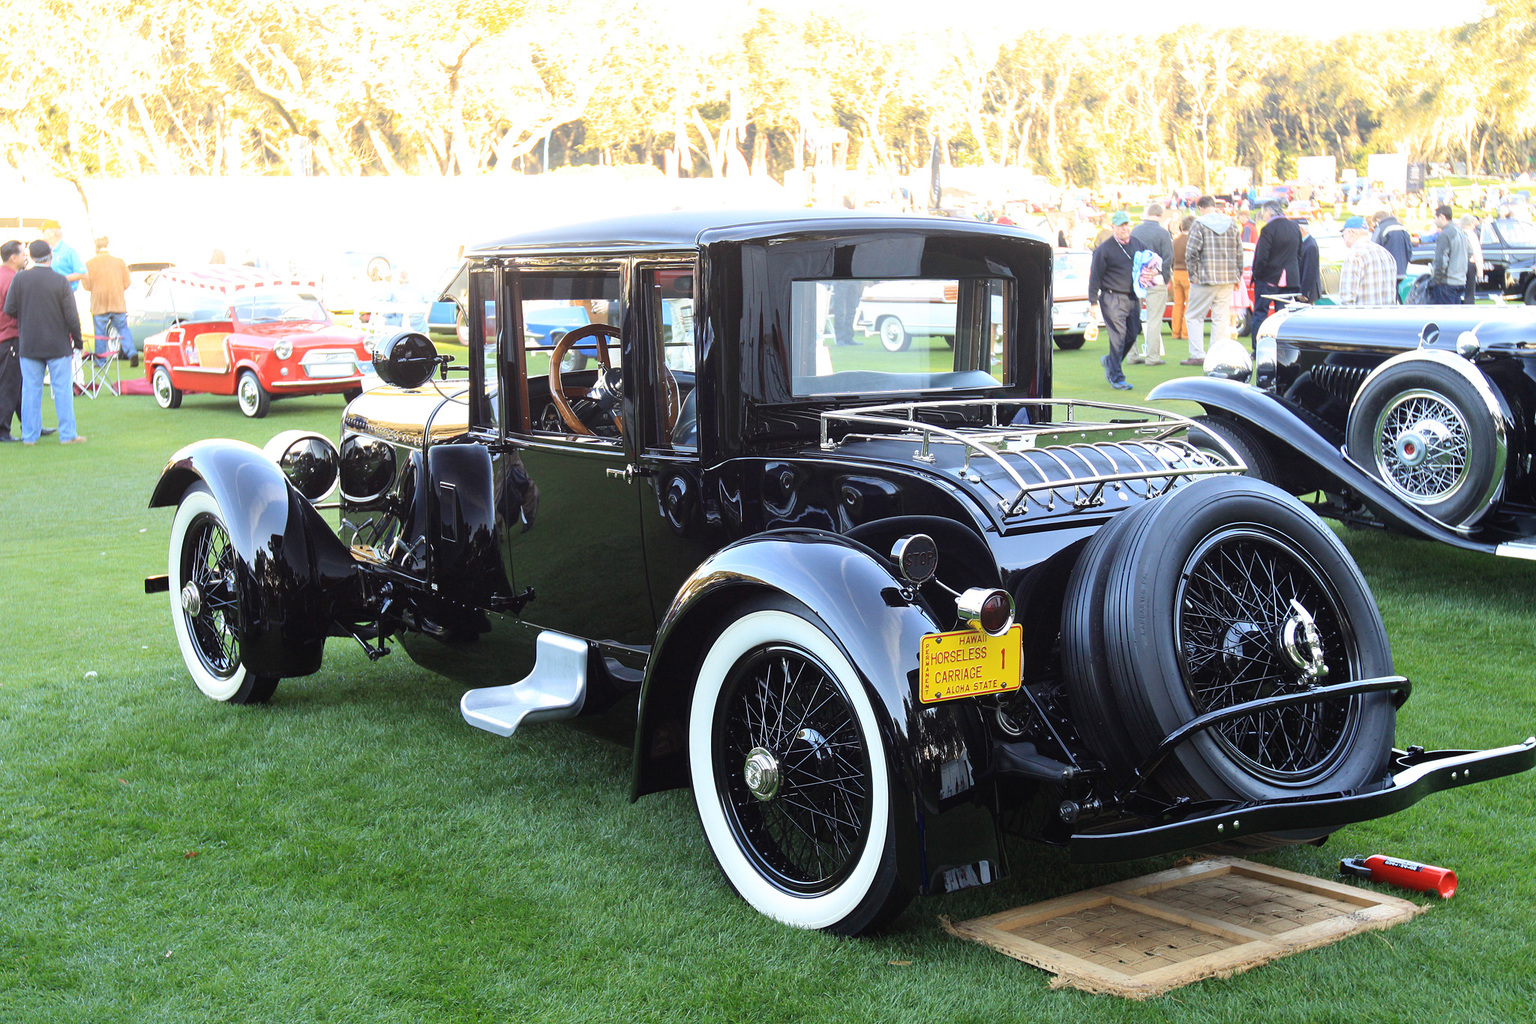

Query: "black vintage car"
(1153, 304), (1536, 559)
(147, 211), (1532, 935)
(1410, 216), (1536, 303)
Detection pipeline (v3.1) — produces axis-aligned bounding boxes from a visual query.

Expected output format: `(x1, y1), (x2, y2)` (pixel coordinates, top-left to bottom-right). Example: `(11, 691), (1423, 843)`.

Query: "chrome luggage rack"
(819, 398), (1244, 517)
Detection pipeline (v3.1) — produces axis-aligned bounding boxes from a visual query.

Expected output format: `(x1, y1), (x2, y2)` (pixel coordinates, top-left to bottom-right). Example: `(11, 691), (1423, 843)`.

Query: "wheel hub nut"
(1394, 419), (1448, 468)
(742, 747), (780, 802)
(1281, 599), (1328, 680)
(180, 582), (201, 617)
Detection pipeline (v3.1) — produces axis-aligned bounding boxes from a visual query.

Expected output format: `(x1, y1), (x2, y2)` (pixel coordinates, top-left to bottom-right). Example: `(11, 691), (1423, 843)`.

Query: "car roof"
(159, 265), (321, 294)
(465, 208), (1032, 257)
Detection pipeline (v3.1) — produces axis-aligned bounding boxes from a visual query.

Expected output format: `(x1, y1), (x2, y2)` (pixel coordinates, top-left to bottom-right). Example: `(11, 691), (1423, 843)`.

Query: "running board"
(460, 631), (588, 736)
(1495, 539), (1536, 560)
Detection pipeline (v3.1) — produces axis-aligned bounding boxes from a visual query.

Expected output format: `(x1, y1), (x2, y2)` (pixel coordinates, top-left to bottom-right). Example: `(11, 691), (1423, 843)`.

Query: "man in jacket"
(1087, 211), (1147, 391)
(1297, 220), (1322, 303)
(83, 236), (138, 366)
(1182, 196), (1244, 363)
(1369, 208), (1413, 280)
(1428, 205), (1468, 305)
(3, 240), (86, 445)
(1251, 201), (1301, 338)
(1127, 203), (1173, 366)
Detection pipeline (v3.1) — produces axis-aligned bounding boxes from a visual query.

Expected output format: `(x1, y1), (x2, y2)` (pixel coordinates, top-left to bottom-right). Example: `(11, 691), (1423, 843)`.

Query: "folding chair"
(76, 347), (121, 398)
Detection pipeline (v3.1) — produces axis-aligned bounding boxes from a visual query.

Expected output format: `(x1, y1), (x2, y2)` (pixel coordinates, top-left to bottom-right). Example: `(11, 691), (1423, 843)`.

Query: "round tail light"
(956, 588), (1015, 637)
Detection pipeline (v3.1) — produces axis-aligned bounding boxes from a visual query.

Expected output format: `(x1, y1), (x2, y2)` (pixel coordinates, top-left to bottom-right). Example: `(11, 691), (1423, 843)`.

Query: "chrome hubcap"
(180, 581), (201, 617)
(1281, 599), (1329, 680)
(742, 747), (781, 802)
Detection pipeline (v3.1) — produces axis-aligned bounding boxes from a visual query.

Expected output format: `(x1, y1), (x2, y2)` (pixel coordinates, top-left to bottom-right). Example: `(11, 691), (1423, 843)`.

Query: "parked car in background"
(147, 210), (1532, 936)
(1411, 217), (1536, 304)
(141, 266), (373, 417)
(1151, 304), (1536, 558)
(1050, 249), (1098, 350)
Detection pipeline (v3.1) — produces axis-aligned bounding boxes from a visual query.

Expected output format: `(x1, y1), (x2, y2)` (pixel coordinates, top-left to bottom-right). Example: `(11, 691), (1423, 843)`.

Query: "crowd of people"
(0, 222), (141, 445)
(1079, 190), (1505, 390)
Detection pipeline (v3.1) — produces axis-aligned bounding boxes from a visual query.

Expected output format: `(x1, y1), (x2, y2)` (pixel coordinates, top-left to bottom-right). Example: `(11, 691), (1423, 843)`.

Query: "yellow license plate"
(918, 625), (1023, 704)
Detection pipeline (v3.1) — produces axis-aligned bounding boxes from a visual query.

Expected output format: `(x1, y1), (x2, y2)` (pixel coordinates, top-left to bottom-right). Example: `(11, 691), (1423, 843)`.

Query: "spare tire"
(1344, 357), (1502, 527)
(1062, 476), (1396, 849)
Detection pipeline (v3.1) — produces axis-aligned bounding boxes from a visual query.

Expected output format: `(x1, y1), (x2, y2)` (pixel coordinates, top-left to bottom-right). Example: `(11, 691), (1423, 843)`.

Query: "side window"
(645, 266), (697, 450)
(468, 267), (498, 430)
(517, 270), (623, 439)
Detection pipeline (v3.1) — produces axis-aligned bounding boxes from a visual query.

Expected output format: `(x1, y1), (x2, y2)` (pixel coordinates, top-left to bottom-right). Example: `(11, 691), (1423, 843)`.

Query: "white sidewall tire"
(169, 486), (251, 701)
(688, 609), (891, 932)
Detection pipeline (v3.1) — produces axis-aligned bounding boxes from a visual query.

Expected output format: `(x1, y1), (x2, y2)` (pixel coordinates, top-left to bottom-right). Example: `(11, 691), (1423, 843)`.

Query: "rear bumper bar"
(1068, 738), (1536, 863)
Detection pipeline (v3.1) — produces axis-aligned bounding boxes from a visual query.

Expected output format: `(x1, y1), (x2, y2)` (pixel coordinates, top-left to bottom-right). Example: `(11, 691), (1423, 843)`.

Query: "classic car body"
(1150, 303), (1536, 557)
(141, 266), (374, 417)
(148, 212), (1533, 935)
(1410, 217), (1536, 304)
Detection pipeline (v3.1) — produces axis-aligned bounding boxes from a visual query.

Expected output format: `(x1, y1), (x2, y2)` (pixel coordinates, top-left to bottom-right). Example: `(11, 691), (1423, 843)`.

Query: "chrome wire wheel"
(181, 511), (241, 680)
(1372, 388), (1469, 505)
(1176, 526), (1360, 785)
(713, 644), (872, 893)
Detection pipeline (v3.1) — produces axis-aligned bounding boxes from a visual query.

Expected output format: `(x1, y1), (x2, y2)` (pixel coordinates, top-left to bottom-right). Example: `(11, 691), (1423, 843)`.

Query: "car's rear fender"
(150, 439), (364, 677)
(1150, 375), (1493, 552)
(631, 529), (1007, 897)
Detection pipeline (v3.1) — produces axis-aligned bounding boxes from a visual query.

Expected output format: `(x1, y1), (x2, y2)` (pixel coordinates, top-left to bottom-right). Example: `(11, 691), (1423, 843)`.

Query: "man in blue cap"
(1086, 211), (1148, 391)
(1337, 216), (1397, 306)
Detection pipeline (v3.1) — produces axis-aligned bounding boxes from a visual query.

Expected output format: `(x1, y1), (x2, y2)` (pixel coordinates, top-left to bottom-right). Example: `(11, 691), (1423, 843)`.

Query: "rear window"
(789, 277), (1011, 397)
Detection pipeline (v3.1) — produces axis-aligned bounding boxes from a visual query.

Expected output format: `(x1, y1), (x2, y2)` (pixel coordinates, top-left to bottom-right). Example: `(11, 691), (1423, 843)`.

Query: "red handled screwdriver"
(1340, 855), (1457, 898)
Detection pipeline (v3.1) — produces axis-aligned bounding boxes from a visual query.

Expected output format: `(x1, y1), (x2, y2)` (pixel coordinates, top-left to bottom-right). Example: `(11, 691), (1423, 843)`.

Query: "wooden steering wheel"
(548, 323), (621, 435)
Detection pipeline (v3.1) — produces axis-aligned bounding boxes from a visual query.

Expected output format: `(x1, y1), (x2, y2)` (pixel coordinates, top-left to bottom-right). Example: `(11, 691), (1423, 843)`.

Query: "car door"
(495, 261), (657, 648)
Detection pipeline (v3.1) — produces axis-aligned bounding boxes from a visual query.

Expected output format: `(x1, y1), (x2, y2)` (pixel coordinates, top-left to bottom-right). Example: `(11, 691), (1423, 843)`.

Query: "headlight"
(263, 430), (339, 502)
(1203, 338), (1252, 384)
(274, 338), (294, 360)
(339, 434), (397, 506)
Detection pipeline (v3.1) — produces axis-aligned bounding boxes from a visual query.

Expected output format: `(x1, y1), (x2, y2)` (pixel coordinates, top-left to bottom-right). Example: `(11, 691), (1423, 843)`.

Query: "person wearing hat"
(1337, 216), (1398, 306)
(2, 239), (86, 444)
(1086, 211), (1149, 391)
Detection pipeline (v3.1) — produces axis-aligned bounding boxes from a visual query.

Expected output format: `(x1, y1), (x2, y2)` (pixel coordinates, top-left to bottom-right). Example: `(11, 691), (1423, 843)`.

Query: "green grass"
(3, 359), (1535, 1022)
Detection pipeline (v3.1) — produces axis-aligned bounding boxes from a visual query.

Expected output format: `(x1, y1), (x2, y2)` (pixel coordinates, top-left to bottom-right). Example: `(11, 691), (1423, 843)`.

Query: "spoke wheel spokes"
(1177, 529), (1358, 784)
(183, 515), (240, 678)
(715, 646), (872, 894)
(1375, 390), (1468, 501)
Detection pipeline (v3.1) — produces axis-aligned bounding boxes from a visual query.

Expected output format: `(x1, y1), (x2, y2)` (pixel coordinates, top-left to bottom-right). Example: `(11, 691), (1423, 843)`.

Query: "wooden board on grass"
(943, 856), (1425, 999)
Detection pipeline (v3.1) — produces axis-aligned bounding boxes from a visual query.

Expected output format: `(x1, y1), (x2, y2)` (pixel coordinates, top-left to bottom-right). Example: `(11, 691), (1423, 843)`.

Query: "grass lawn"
(3, 351), (1534, 1022)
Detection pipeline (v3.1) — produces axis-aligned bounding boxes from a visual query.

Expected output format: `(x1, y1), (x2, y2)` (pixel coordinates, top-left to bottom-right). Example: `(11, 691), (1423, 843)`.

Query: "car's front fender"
(1149, 376), (1493, 552)
(150, 439), (363, 677)
(631, 529), (1006, 897)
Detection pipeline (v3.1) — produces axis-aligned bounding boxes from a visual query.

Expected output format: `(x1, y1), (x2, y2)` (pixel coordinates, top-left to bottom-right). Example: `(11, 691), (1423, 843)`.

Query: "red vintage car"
(142, 267), (373, 417)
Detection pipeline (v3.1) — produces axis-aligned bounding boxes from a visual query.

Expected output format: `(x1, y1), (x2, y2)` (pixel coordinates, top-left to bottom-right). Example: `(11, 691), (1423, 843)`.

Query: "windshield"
(1493, 219), (1536, 246)
(229, 289), (329, 325)
(789, 277), (1011, 397)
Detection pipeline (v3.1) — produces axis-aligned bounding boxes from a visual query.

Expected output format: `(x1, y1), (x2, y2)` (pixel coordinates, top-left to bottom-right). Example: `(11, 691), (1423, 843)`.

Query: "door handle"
(606, 464), (654, 483)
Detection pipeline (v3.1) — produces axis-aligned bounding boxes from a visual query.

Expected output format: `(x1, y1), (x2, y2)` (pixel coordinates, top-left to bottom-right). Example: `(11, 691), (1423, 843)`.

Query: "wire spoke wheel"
(1177, 527), (1359, 784)
(714, 645), (872, 893)
(182, 513), (241, 678)
(1373, 389), (1469, 503)
(168, 485), (279, 704)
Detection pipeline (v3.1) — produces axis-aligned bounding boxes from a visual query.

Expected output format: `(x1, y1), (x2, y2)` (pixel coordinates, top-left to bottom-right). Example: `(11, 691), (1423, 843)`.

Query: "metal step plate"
(1495, 539), (1536, 560)
(460, 631), (588, 736)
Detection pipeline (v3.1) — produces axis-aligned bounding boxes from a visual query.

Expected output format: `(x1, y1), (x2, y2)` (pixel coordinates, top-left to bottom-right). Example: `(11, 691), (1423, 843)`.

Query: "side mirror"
(374, 331), (439, 389)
